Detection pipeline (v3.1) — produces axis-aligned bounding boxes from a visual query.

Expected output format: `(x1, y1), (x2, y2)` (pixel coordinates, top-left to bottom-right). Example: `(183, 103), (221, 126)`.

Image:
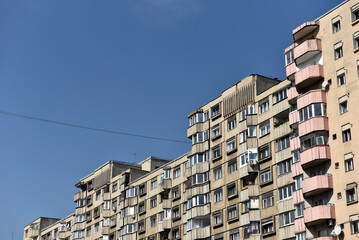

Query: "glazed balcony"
(295, 65), (324, 89)
(297, 90), (326, 109)
(300, 145), (331, 169)
(303, 204), (335, 226)
(185, 161), (210, 178)
(294, 39), (322, 65)
(298, 117), (329, 137)
(292, 21), (319, 42)
(240, 184), (260, 202)
(187, 121), (209, 139)
(288, 87), (299, 103)
(183, 225), (211, 240)
(183, 204), (211, 222)
(302, 174), (333, 197)
(158, 219), (171, 232)
(240, 210), (260, 226)
(185, 183), (210, 199)
(289, 111), (299, 128)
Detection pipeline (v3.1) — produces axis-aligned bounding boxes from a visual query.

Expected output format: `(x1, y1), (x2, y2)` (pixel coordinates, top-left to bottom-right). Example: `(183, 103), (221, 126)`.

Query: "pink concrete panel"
(284, 44), (295, 54)
(294, 217), (305, 233)
(302, 174), (333, 195)
(294, 39), (322, 60)
(286, 62), (296, 77)
(298, 117), (329, 137)
(312, 237), (336, 240)
(288, 86), (299, 101)
(289, 111), (299, 127)
(292, 162), (303, 178)
(303, 205), (335, 224)
(297, 90), (327, 109)
(290, 136), (300, 151)
(300, 146), (331, 166)
(293, 189), (304, 204)
(292, 21), (319, 35)
(295, 65), (324, 87)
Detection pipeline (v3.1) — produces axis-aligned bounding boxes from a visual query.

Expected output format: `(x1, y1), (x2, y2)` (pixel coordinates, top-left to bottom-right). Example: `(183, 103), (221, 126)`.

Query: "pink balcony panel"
(288, 87), (299, 102)
(293, 189), (304, 204)
(294, 217), (305, 233)
(290, 136), (300, 151)
(294, 39), (322, 65)
(302, 174), (333, 197)
(292, 21), (319, 41)
(295, 65), (324, 89)
(300, 146), (331, 168)
(289, 111), (299, 127)
(298, 117), (329, 137)
(286, 62), (296, 78)
(292, 162), (303, 178)
(304, 205), (335, 225)
(312, 237), (336, 240)
(297, 90), (326, 109)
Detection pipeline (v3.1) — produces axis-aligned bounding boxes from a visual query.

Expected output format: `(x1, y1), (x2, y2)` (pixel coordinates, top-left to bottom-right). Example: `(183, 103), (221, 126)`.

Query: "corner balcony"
(292, 21), (319, 42)
(294, 39), (322, 65)
(288, 87), (299, 103)
(187, 121), (209, 138)
(289, 111), (299, 129)
(297, 90), (326, 109)
(295, 65), (324, 90)
(185, 161), (210, 178)
(74, 191), (84, 202)
(298, 117), (329, 137)
(302, 174), (333, 197)
(303, 204), (335, 226)
(300, 145), (331, 169)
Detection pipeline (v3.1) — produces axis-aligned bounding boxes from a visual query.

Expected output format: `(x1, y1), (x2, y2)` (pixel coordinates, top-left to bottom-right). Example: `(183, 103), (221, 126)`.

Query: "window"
(172, 187), (180, 199)
(150, 179), (157, 189)
(139, 183), (146, 195)
(150, 215), (156, 228)
(112, 182), (118, 192)
(339, 97), (348, 114)
(239, 130), (247, 143)
(300, 132), (328, 151)
(337, 68), (346, 86)
(86, 227), (91, 237)
(226, 137), (236, 153)
(276, 135), (290, 151)
(173, 166), (181, 178)
(262, 191), (274, 209)
(279, 211), (295, 227)
(259, 98), (269, 114)
(248, 126), (257, 137)
(163, 169), (171, 179)
(227, 115), (237, 131)
(94, 223), (99, 233)
(212, 145), (221, 159)
(211, 124), (221, 139)
(211, 104), (220, 118)
(188, 113), (204, 126)
(345, 153), (354, 172)
(230, 232), (239, 240)
(298, 103), (326, 122)
(126, 188), (136, 198)
(274, 88), (288, 103)
(296, 232), (306, 240)
(192, 130), (209, 144)
(227, 205), (238, 220)
(192, 172), (209, 185)
(95, 190), (101, 201)
(334, 42), (343, 60)
(244, 222), (259, 237)
(259, 120), (270, 137)
(285, 49), (294, 66)
(227, 182), (237, 197)
(278, 184), (294, 200)
(278, 159), (292, 175)
(295, 203), (304, 218)
(247, 103), (255, 115)
(259, 144), (270, 160)
(150, 197), (157, 208)
(334, 17), (344, 34)
(103, 200), (110, 210)
(212, 211), (222, 225)
(294, 175), (303, 191)
(241, 109), (247, 121)
(262, 217), (274, 234)
(138, 201), (145, 213)
(342, 124), (352, 142)
(292, 150), (300, 164)
(352, 3), (359, 23)
(228, 159), (237, 174)
(354, 31), (359, 50)
(172, 206), (180, 219)
(239, 153), (248, 167)
(260, 168), (271, 184)
(214, 188), (223, 203)
(138, 220), (145, 232)
(213, 166), (222, 181)
(172, 227), (180, 239)
(188, 152), (210, 166)
(346, 183), (358, 204)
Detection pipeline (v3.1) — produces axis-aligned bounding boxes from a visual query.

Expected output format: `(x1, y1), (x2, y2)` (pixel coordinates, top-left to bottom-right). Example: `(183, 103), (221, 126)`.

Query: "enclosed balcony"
(240, 185), (260, 202)
(302, 174), (333, 197)
(183, 225), (211, 240)
(294, 39), (322, 65)
(289, 111), (299, 128)
(187, 121), (209, 139)
(297, 90), (326, 109)
(28, 229), (40, 238)
(288, 87), (299, 103)
(292, 21), (319, 42)
(185, 161), (210, 178)
(158, 219), (171, 232)
(300, 145), (330, 169)
(303, 204), (335, 226)
(295, 65), (324, 89)
(298, 117), (329, 137)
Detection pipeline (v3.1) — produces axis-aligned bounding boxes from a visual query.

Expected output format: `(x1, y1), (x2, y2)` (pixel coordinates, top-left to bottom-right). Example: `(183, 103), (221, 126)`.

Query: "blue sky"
(0, 0), (342, 238)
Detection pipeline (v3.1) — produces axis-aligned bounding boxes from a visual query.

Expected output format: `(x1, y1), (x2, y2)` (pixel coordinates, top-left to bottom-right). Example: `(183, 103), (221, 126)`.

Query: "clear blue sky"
(0, 0), (342, 238)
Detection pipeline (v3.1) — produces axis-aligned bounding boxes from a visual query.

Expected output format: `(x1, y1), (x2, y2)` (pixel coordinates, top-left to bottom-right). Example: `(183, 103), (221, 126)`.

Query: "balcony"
(298, 117), (329, 137)
(185, 183), (210, 199)
(303, 204), (335, 226)
(288, 87), (299, 103)
(159, 199), (171, 212)
(183, 226), (211, 240)
(158, 219), (171, 232)
(294, 217), (305, 233)
(240, 210), (260, 226)
(28, 229), (40, 238)
(102, 209), (111, 218)
(183, 204), (211, 222)
(294, 39), (322, 65)
(289, 111), (299, 129)
(272, 99), (290, 116)
(300, 146), (331, 168)
(74, 191), (83, 202)
(297, 90), (326, 109)
(292, 162), (303, 178)
(293, 189), (304, 204)
(290, 136), (300, 151)
(240, 185), (260, 202)
(273, 121), (290, 140)
(302, 174), (333, 197)
(295, 65), (324, 89)
(239, 164), (258, 178)
(286, 63), (296, 80)
(187, 121), (209, 138)
(102, 226), (110, 235)
(278, 224), (295, 240)
(185, 161), (210, 178)
(311, 237), (337, 240)
(159, 179), (172, 191)
(292, 21), (319, 42)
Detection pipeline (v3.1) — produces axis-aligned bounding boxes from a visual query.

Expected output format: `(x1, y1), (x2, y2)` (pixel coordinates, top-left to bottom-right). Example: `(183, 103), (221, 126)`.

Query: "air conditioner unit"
(326, 219), (334, 226)
(249, 159), (257, 165)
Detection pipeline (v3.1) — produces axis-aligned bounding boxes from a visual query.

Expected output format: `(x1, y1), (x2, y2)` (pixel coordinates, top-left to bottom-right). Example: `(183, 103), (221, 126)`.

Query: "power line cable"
(0, 110), (190, 144)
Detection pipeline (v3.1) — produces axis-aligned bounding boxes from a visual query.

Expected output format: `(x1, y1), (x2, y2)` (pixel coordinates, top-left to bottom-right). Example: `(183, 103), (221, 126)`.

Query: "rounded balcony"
(300, 145), (330, 169)
(294, 39), (322, 65)
(298, 117), (329, 137)
(297, 90), (326, 109)
(303, 204), (335, 226)
(292, 21), (319, 42)
(295, 65), (324, 90)
(302, 174), (333, 197)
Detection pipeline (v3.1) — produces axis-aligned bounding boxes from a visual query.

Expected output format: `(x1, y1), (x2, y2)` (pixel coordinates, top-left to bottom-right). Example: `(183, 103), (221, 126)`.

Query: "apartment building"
(24, 1), (358, 240)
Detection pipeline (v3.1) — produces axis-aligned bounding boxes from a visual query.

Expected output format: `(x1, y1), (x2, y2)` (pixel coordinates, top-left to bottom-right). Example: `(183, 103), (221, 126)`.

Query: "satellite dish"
(333, 225), (342, 236)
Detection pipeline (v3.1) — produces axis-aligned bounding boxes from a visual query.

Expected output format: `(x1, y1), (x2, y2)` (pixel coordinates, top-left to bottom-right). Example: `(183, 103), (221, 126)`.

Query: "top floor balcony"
(292, 21), (319, 42)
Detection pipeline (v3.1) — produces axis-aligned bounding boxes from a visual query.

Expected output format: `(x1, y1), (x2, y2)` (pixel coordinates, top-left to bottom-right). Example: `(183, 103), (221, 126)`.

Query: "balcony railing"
(300, 145), (331, 168)
(292, 21), (319, 42)
(303, 204), (335, 226)
(294, 39), (322, 65)
(302, 174), (333, 197)
(297, 90), (326, 109)
(298, 117), (329, 137)
(295, 65), (324, 89)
